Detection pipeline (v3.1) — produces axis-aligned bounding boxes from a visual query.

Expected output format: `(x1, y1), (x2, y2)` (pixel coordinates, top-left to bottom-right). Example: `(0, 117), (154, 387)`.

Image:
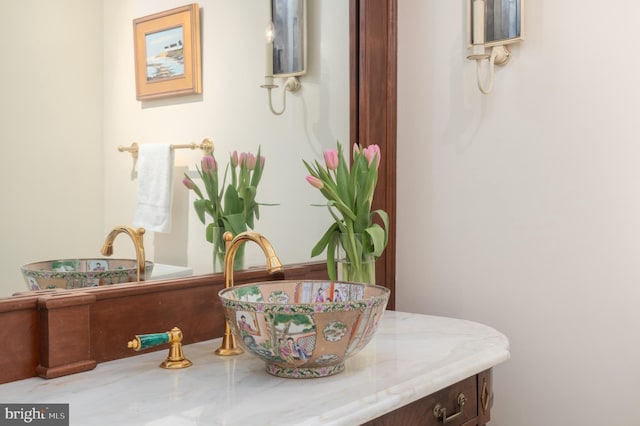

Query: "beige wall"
(0, 0), (104, 296)
(397, 1), (640, 425)
(0, 0), (348, 296)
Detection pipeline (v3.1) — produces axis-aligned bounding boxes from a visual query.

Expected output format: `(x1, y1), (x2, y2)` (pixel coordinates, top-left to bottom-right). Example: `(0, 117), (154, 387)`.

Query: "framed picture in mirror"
(133, 4), (202, 101)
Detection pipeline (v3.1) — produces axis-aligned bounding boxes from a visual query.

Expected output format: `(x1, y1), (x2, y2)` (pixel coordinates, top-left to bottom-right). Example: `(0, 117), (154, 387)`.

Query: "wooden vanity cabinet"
(364, 369), (493, 426)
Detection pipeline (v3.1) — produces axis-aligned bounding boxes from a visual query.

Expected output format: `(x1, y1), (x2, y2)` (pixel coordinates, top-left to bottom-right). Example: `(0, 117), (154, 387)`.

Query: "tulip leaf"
(369, 209), (389, 256)
(250, 146), (264, 186)
(326, 231), (338, 280)
(193, 199), (208, 224)
(365, 224), (386, 257)
(311, 222), (339, 258)
(205, 223), (214, 243)
(223, 185), (242, 215)
(222, 213), (247, 237)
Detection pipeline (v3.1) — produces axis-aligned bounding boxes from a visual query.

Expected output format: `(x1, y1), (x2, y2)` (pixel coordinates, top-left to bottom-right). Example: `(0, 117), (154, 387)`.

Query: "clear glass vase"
(212, 227), (244, 273)
(336, 233), (376, 285)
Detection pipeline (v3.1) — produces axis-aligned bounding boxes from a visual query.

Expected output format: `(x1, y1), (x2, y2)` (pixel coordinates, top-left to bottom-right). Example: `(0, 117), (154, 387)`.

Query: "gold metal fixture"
(118, 138), (214, 160)
(128, 327), (192, 369)
(433, 393), (466, 424)
(481, 378), (492, 413)
(215, 231), (282, 356)
(101, 226), (146, 282)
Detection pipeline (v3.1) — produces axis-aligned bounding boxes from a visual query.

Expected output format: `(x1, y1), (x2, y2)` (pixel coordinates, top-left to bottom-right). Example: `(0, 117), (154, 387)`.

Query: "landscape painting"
(145, 26), (185, 81)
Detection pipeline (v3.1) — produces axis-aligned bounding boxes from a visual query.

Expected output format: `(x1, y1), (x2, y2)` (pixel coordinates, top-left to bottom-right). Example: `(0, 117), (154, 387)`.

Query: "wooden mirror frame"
(350, 0), (397, 309)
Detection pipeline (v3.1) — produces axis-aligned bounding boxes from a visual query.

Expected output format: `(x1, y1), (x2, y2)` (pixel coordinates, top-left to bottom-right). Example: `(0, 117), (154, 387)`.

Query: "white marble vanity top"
(0, 311), (509, 425)
(149, 263), (193, 281)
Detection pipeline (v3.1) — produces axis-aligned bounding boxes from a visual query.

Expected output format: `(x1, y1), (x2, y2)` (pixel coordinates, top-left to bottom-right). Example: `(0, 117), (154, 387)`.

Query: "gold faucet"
(100, 225), (146, 282)
(215, 231), (282, 356)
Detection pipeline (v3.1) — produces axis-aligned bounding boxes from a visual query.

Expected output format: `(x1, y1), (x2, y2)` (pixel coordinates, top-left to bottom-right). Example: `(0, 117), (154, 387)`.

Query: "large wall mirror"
(2, 0), (396, 301)
(0, 0), (348, 297)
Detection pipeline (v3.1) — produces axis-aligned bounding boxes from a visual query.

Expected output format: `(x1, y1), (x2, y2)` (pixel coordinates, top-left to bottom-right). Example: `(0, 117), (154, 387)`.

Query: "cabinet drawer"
(364, 375), (478, 426)
(428, 376), (478, 426)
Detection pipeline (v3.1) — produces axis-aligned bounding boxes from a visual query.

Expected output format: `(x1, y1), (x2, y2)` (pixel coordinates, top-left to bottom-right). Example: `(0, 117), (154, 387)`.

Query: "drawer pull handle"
(433, 393), (466, 424)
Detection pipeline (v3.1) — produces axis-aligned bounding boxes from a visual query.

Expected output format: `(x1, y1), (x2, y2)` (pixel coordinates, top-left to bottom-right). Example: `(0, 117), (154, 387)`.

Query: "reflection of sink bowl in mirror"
(21, 259), (154, 290)
(218, 280), (390, 379)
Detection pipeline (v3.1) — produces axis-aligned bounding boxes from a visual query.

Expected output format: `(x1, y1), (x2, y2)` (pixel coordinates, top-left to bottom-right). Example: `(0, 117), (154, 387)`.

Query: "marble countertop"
(0, 311), (509, 425)
(149, 263), (193, 281)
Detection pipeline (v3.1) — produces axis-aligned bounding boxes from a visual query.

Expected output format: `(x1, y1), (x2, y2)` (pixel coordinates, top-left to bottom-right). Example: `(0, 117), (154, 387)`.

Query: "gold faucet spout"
(216, 231), (282, 356)
(223, 231), (282, 289)
(101, 226), (146, 282)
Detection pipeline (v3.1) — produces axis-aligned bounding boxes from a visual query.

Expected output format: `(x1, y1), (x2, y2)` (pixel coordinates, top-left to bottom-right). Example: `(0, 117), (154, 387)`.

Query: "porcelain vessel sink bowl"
(21, 259), (154, 290)
(218, 280), (390, 379)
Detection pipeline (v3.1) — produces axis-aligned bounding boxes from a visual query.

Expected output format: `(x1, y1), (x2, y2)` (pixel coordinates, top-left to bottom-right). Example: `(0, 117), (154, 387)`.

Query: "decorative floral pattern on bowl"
(21, 259), (154, 290)
(218, 280), (390, 379)
(323, 321), (348, 342)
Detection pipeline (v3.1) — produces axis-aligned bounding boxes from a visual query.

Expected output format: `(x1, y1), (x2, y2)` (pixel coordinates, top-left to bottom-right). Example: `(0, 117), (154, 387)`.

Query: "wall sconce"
(467, 0), (524, 94)
(261, 0), (307, 115)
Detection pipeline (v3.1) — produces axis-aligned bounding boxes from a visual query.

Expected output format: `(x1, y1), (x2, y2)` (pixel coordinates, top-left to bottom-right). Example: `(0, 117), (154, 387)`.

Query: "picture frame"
(133, 4), (201, 101)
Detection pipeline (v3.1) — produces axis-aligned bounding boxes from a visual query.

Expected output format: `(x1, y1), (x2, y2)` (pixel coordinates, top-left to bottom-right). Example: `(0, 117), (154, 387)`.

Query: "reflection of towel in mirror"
(132, 144), (174, 233)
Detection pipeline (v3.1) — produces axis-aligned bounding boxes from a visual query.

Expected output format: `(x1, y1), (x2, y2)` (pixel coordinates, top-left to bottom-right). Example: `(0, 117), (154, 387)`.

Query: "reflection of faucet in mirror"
(215, 231), (282, 356)
(101, 226), (146, 282)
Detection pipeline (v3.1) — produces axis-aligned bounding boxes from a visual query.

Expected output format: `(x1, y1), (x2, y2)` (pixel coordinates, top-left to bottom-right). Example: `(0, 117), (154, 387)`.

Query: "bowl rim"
(21, 259), (154, 278)
(218, 279), (390, 307)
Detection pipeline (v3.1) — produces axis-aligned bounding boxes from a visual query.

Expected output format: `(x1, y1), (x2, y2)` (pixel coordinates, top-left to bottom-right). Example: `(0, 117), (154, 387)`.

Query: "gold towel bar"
(118, 138), (214, 160)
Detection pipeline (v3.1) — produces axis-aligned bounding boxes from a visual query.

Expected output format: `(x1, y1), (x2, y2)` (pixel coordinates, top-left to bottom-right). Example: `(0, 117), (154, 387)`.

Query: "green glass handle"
(128, 332), (170, 351)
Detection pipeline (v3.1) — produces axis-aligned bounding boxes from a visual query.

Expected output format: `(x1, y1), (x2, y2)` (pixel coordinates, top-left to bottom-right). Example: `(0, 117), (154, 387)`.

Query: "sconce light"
(467, 0), (523, 94)
(261, 0), (307, 115)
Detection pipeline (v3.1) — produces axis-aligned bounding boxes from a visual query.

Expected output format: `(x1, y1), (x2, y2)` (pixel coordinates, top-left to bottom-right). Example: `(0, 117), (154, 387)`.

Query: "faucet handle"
(127, 327), (192, 369)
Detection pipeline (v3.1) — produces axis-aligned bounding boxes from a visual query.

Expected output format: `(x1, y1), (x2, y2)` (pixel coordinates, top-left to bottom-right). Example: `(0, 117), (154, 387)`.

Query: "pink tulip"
(246, 153), (257, 170)
(324, 149), (339, 170)
(363, 144), (381, 169)
(182, 177), (196, 190)
(230, 150), (239, 167)
(201, 155), (217, 174)
(352, 143), (361, 159)
(306, 175), (324, 189)
(239, 152), (247, 167)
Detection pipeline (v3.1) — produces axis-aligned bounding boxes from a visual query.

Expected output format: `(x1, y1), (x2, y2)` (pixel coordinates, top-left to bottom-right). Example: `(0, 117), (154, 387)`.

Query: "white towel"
(132, 144), (174, 233)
